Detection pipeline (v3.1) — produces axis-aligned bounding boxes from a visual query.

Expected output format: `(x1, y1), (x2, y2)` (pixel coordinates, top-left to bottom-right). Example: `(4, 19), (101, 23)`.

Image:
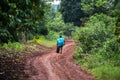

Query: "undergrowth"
(74, 14), (120, 80)
(2, 42), (25, 51)
(91, 66), (120, 80)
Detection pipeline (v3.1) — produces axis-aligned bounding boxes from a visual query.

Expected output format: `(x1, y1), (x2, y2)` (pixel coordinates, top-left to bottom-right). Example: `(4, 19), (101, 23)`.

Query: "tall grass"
(91, 66), (120, 80)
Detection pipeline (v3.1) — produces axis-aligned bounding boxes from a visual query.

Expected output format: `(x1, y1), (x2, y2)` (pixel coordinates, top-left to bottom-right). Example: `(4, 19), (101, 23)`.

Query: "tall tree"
(60, 0), (84, 26)
(81, 0), (114, 15)
(112, 0), (120, 41)
(114, 0), (120, 9)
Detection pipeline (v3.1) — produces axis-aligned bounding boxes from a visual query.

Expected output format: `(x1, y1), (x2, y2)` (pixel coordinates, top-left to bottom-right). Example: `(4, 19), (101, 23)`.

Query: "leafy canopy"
(0, 0), (46, 43)
(60, 0), (84, 26)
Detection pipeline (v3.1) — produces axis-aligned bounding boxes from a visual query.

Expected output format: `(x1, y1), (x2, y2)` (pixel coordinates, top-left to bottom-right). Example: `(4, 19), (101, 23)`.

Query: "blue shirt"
(57, 38), (65, 46)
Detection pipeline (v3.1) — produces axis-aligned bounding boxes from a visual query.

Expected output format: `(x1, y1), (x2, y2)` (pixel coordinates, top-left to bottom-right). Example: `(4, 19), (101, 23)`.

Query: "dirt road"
(25, 39), (95, 80)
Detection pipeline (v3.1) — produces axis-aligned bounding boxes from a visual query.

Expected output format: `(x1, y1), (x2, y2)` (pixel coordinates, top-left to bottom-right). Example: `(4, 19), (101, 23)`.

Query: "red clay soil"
(24, 39), (95, 80)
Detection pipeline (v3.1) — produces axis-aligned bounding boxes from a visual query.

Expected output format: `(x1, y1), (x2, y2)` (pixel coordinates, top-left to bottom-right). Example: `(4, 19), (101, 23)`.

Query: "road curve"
(25, 39), (95, 80)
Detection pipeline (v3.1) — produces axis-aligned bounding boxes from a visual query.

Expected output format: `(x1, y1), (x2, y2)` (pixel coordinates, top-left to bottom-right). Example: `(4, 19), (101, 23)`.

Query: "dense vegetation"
(0, 0), (47, 43)
(73, 0), (120, 80)
(60, 0), (84, 26)
(0, 0), (120, 80)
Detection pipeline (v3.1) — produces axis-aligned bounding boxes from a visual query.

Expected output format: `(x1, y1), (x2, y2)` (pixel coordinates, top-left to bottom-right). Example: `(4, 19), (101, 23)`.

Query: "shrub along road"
(24, 39), (95, 80)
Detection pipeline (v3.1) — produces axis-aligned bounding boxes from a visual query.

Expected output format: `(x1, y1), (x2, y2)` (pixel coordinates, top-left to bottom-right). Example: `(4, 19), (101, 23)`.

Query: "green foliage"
(46, 12), (76, 37)
(81, 0), (114, 15)
(44, 0), (53, 2)
(74, 13), (115, 54)
(74, 13), (120, 80)
(114, 0), (120, 10)
(63, 23), (77, 37)
(0, 0), (46, 43)
(75, 38), (120, 68)
(2, 42), (25, 51)
(91, 66), (120, 80)
(98, 38), (120, 66)
(46, 12), (65, 32)
(112, 9), (120, 42)
(34, 22), (48, 36)
(0, 29), (12, 43)
(44, 3), (56, 22)
(45, 31), (59, 40)
(60, 0), (84, 26)
(74, 38), (120, 80)
(74, 51), (105, 69)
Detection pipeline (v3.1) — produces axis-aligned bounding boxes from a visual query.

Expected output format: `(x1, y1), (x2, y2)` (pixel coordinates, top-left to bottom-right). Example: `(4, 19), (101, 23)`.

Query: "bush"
(63, 23), (76, 37)
(98, 38), (120, 66)
(74, 13), (120, 80)
(74, 13), (116, 54)
(46, 12), (76, 37)
(2, 42), (25, 51)
(45, 31), (59, 40)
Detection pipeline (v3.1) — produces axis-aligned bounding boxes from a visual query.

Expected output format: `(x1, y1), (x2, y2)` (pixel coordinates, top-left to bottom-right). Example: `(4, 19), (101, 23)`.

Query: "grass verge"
(91, 66), (120, 80)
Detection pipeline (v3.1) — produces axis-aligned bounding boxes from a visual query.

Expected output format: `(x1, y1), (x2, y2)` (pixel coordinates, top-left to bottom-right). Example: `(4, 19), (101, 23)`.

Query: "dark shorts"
(56, 46), (63, 53)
